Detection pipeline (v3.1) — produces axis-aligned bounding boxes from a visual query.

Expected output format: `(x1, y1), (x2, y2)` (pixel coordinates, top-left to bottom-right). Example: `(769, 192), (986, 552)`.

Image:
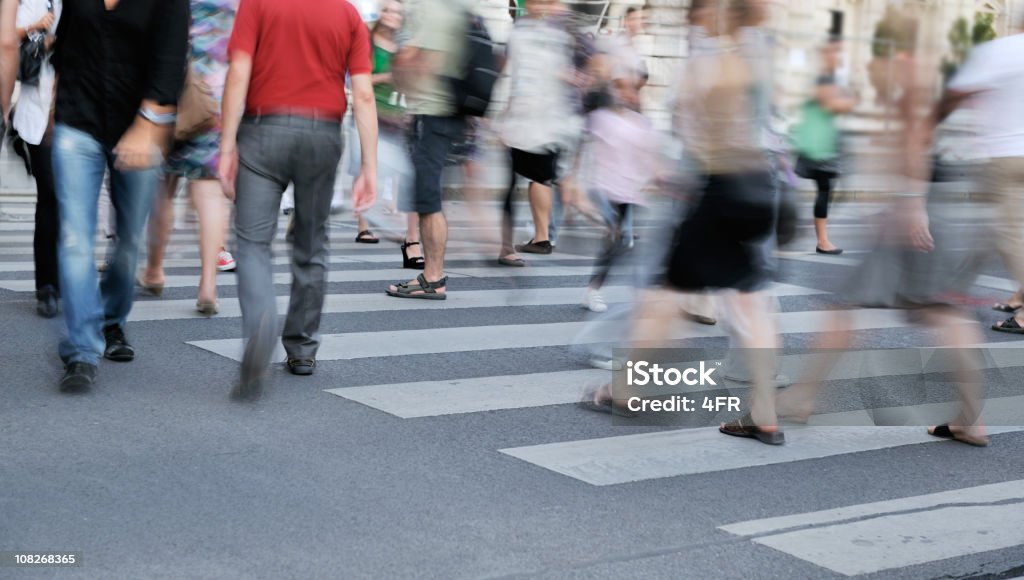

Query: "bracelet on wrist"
(138, 107), (177, 126)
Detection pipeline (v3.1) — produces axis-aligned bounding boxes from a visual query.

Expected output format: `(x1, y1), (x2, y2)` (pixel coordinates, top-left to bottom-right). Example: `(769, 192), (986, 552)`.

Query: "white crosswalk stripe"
(719, 480), (1024, 576)
(2, 197), (1023, 577)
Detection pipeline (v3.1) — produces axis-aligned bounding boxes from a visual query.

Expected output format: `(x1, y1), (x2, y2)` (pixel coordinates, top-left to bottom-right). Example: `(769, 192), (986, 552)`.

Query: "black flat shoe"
(36, 285), (59, 318)
(60, 362), (97, 393)
(515, 239), (553, 255)
(103, 324), (135, 362)
(815, 247), (844, 255)
(287, 358), (316, 376)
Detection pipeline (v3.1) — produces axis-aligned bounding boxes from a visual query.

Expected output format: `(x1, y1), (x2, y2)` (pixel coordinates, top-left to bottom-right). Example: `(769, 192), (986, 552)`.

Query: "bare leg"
(921, 308), (987, 443)
(588, 288), (683, 405)
(142, 175), (178, 287)
(776, 308), (854, 421)
(814, 218), (838, 251)
(419, 211), (447, 285)
(721, 291), (778, 428)
(528, 182), (552, 243)
(190, 178), (229, 305)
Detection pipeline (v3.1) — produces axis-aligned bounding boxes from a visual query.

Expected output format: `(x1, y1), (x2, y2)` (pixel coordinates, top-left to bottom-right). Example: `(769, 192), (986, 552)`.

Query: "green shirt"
(372, 43), (404, 121)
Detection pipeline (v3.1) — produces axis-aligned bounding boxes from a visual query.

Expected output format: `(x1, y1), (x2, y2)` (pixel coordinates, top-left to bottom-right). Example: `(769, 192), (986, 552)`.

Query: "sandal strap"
(402, 240), (421, 248)
(416, 273), (447, 293)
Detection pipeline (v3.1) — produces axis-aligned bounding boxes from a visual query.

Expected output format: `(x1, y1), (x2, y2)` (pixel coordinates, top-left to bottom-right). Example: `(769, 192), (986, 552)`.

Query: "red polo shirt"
(228, 0), (372, 118)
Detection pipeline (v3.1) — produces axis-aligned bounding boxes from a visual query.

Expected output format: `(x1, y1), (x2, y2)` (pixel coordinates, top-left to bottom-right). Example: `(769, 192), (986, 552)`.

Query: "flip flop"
(928, 424), (989, 447)
(719, 414), (785, 445)
(577, 385), (638, 418)
(992, 302), (1022, 313)
(992, 316), (1024, 334)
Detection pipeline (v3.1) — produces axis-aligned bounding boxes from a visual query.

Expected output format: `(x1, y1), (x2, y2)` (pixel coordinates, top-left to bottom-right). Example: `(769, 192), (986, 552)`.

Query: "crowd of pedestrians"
(1, 0), (1021, 449)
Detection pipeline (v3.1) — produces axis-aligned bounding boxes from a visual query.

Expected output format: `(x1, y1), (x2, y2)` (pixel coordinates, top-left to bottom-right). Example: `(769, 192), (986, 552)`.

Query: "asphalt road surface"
(1, 196), (1022, 579)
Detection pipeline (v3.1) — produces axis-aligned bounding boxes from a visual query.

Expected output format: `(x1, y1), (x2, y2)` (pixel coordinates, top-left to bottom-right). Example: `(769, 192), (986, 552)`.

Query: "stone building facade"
(477, 0), (1018, 129)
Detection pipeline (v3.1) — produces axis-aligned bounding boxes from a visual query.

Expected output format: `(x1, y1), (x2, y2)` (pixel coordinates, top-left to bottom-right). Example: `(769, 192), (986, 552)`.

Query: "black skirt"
(665, 171), (776, 292)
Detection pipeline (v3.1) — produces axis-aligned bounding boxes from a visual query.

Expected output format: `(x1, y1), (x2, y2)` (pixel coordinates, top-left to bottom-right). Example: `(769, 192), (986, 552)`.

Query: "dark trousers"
(811, 171), (834, 219)
(29, 142), (59, 294)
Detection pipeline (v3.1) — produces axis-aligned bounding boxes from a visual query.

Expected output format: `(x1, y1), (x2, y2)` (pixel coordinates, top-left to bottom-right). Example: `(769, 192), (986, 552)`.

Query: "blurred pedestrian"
(939, 15), (1024, 336)
(50, 0), (189, 392)
(792, 38), (856, 255)
(142, 0), (238, 316)
(495, 0), (582, 267)
(11, 0), (61, 317)
(777, 8), (990, 446)
(220, 0), (377, 398)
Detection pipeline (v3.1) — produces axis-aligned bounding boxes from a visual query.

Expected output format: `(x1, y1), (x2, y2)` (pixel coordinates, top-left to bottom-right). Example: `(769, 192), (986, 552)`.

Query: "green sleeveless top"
(372, 43), (404, 121)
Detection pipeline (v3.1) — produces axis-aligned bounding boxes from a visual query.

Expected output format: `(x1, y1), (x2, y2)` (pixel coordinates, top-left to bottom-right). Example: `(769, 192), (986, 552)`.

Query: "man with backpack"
(386, 0), (493, 300)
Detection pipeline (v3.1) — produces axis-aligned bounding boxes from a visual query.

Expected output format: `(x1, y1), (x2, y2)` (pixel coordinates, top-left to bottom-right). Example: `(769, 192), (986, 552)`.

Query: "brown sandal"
(355, 230), (380, 244)
(719, 414), (785, 445)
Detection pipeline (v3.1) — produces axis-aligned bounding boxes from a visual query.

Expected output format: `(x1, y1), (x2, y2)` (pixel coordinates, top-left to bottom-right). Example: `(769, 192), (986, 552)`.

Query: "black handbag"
(17, 0), (53, 86)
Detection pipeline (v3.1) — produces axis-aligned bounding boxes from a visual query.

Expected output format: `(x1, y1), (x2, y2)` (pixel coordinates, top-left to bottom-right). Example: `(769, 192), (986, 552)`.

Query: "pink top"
(588, 109), (657, 205)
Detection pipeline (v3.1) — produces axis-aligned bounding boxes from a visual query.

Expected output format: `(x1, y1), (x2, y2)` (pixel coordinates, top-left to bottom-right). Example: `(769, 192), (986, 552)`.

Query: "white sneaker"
(589, 358), (623, 371)
(217, 250), (237, 272)
(582, 291), (608, 313)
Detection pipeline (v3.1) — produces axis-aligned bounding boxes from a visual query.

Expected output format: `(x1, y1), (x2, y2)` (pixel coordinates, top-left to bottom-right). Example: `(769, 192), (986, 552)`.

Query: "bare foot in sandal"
(928, 424), (989, 447)
(720, 414), (785, 445)
(577, 383), (637, 417)
(386, 273), (448, 300)
(991, 316), (1024, 334)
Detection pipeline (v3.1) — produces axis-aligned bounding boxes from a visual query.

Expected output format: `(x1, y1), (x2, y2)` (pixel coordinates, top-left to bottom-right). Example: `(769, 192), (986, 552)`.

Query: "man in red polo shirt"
(219, 0), (378, 400)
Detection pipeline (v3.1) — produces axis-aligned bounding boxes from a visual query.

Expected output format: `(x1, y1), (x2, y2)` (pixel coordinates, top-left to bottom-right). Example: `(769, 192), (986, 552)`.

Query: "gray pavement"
(1, 197), (1023, 579)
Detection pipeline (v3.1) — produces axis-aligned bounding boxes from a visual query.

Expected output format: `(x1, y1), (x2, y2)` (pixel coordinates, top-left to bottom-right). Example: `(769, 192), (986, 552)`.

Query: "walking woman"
(140, 0), (237, 315)
(776, 9), (990, 446)
(792, 38), (856, 255)
(12, 0), (61, 317)
(355, 0), (423, 268)
(580, 0), (785, 444)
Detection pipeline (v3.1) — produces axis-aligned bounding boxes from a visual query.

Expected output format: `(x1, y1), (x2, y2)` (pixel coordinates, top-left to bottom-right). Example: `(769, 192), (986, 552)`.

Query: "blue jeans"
(52, 124), (159, 365)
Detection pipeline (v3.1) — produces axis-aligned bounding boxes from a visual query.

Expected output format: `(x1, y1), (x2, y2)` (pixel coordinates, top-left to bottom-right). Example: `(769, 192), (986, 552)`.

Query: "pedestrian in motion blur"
(792, 37), (856, 255)
(579, 0), (785, 445)
(777, 8), (990, 447)
(50, 0), (189, 393)
(220, 0), (377, 399)
(141, 0), (238, 317)
(495, 0), (582, 267)
(10, 0), (62, 318)
(939, 11), (1024, 336)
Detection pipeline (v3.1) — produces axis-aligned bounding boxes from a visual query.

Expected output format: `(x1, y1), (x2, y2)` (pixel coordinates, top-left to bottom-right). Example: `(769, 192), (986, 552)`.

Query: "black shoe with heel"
(401, 241), (425, 270)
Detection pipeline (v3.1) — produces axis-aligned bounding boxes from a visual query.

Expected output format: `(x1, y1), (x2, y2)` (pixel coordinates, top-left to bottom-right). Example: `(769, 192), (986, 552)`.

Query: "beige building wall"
(477, 0), (1016, 130)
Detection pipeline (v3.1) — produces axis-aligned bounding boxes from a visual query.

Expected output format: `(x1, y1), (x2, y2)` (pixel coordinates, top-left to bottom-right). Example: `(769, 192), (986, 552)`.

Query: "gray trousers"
(234, 115), (343, 378)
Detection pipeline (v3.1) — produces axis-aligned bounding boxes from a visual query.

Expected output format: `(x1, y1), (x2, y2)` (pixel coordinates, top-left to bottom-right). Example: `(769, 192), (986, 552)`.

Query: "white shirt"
(947, 33), (1024, 158)
(497, 17), (582, 153)
(13, 0), (62, 146)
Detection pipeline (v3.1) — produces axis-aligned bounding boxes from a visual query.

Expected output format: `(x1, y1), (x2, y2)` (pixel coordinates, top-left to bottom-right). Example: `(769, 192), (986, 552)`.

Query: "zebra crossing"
(2, 195), (1023, 577)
